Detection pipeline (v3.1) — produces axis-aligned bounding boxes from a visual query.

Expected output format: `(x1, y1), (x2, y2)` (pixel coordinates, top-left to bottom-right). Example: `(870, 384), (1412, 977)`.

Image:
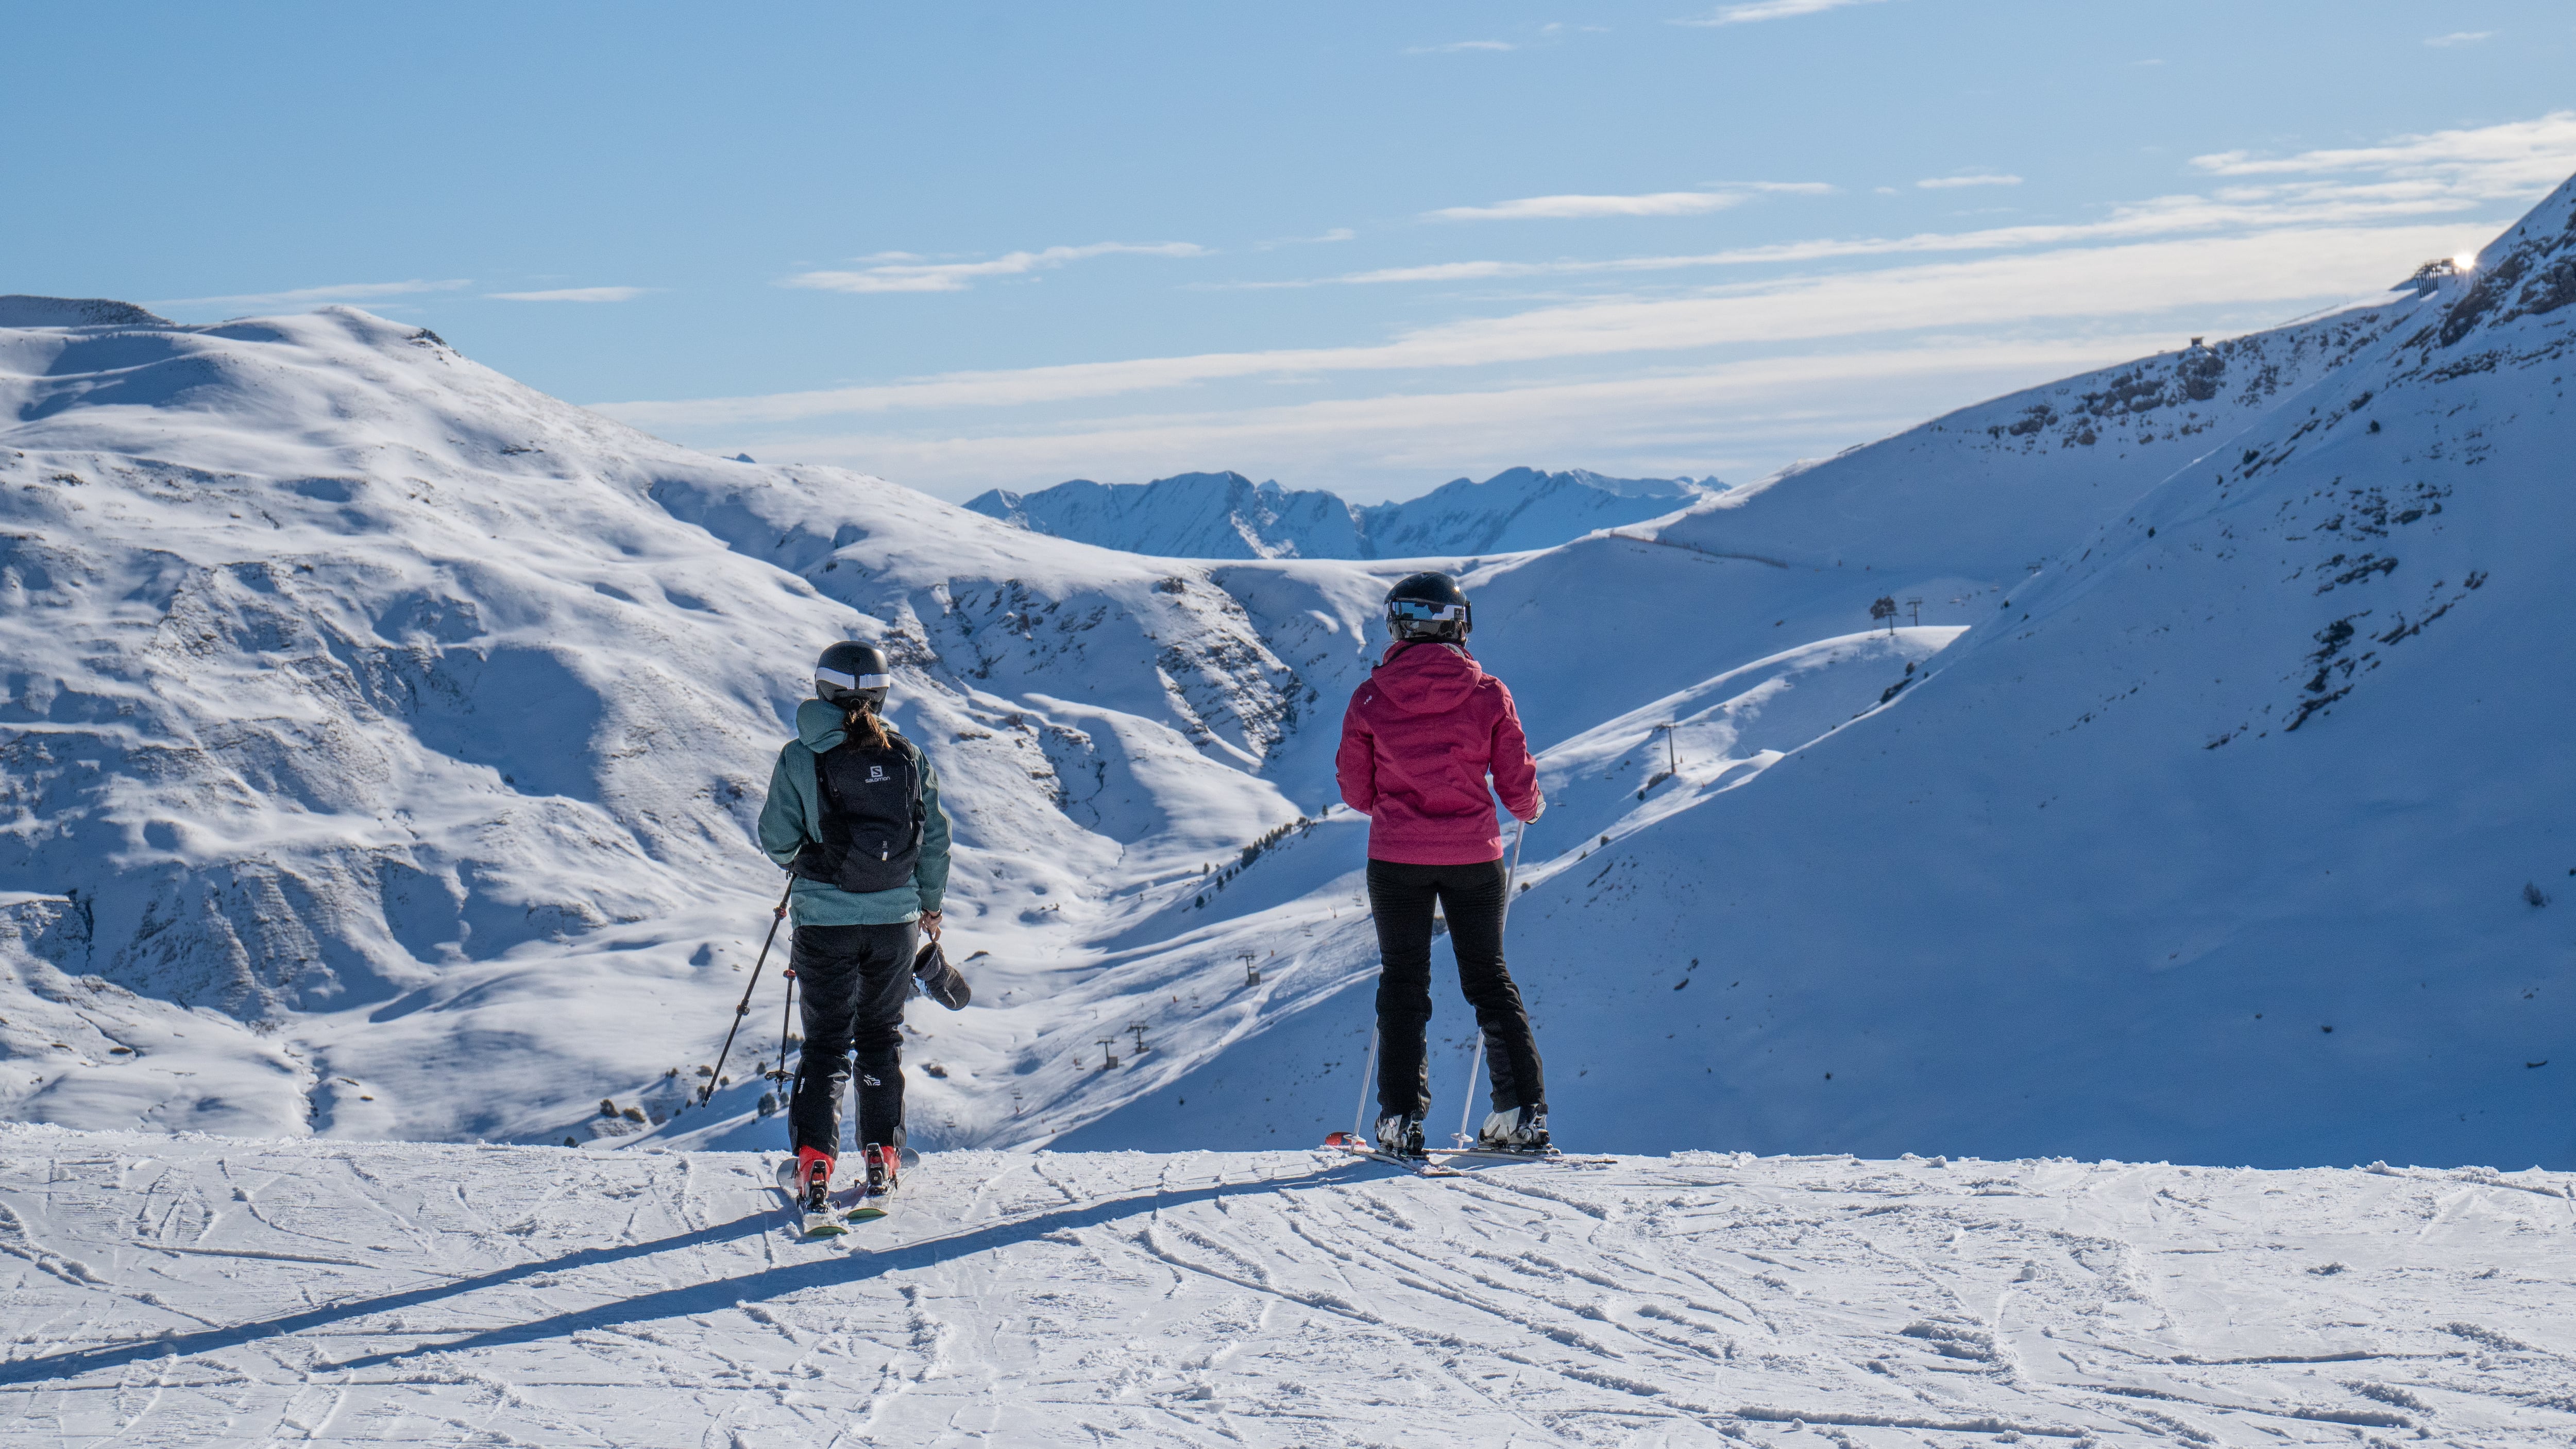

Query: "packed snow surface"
(5, 1125), (2573, 1446)
(964, 467), (1714, 559)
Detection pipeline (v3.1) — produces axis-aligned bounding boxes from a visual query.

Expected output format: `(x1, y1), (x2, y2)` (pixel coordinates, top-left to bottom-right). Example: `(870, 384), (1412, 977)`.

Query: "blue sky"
(10, 2), (2575, 502)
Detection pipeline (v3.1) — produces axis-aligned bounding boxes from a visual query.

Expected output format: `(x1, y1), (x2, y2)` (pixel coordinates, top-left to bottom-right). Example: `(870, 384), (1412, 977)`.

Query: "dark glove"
(911, 938), (972, 1011)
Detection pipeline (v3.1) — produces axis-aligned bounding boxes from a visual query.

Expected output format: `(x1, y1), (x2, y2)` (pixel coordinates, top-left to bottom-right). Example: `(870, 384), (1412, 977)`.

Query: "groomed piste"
(5, 1125), (2572, 1445)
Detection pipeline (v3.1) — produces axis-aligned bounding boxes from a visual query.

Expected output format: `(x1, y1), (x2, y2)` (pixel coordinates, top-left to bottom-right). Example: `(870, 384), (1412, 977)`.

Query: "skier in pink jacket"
(1336, 572), (1548, 1157)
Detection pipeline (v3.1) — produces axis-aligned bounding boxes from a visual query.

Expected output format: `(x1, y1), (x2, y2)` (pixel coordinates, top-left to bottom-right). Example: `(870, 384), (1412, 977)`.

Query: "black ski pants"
(1368, 857), (1545, 1122)
(786, 920), (914, 1159)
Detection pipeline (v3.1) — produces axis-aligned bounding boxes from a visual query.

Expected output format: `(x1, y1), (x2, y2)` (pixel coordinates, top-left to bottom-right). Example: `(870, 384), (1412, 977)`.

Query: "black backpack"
(791, 731), (925, 895)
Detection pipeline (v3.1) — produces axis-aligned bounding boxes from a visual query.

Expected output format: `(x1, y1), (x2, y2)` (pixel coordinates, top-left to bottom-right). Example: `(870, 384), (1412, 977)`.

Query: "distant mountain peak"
(964, 467), (1718, 559)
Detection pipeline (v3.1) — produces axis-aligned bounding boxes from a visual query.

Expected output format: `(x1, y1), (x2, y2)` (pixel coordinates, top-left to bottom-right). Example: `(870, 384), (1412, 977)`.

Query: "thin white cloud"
(1255, 228), (1358, 251)
(1673, 0), (1890, 26)
(152, 279), (473, 310)
(1429, 181), (1831, 222)
(1213, 113), (2576, 293)
(2422, 31), (2491, 47)
(2189, 110), (2576, 196)
(487, 286), (651, 302)
(1408, 40), (1514, 53)
(1431, 192), (1747, 221)
(1227, 192), (2498, 291)
(749, 336), (2177, 499)
(598, 110), (2570, 500)
(1917, 173), (2023, 190)
(786, 242), (1209, 295)
(598, 221), (2484, 430)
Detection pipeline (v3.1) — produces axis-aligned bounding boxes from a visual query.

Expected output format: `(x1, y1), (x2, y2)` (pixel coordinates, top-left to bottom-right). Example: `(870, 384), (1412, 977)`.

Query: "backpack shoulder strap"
(884, 729), (928, 820)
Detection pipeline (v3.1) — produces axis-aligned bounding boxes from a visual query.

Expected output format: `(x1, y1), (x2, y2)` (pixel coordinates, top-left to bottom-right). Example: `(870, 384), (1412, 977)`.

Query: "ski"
(1323, 1133), (1608, 1171)
(775, 1158), (864, 1239)
(839, 1144), (910, 1224)
(1323, 1131), (1464, 1177)
(771, 1147), (919, 1235)
(1427, 1145), (1614, 1165)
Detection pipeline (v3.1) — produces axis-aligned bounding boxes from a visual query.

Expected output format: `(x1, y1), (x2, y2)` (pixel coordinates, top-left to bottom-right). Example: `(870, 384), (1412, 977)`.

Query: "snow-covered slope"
(0, 306), (1405, 1148)
(964, 466), (1713, 560)
(0, 298), (1820, 1161)
(1067, 181), (2576, 1170)
(7, 1124), (2571, 1446)
(7, 178), (2572, 1175)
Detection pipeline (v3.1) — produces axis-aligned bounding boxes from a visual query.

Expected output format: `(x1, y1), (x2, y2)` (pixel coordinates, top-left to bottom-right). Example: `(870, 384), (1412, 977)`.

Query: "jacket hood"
(1371, 642), (1484, 715)
(795, 697), (850, 752)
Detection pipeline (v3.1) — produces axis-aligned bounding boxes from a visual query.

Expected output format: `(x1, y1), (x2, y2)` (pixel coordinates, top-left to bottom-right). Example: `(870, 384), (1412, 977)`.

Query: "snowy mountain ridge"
(3, 174), (2572, 1174)
(964, 465), (1715, 559)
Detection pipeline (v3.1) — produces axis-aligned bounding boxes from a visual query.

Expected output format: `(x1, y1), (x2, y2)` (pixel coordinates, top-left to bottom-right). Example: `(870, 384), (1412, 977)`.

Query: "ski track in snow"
(3, 1126), (2572, 1446)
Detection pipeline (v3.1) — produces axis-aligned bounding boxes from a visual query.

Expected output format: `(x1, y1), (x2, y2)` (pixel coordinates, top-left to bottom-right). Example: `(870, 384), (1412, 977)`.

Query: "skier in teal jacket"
(756, 641), (951, 1214)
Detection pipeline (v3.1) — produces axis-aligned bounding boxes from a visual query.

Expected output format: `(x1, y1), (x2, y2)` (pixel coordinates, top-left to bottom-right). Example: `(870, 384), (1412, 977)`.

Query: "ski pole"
(699, 878), (794, 1109)
(1352, 1024), (1379, 1141)
(1456, 821), (1528, 1147)
(776, 956), (799, 1102)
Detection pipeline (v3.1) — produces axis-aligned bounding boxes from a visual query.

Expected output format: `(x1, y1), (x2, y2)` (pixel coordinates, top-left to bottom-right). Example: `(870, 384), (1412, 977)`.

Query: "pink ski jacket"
(1336, 642), (1542, 865)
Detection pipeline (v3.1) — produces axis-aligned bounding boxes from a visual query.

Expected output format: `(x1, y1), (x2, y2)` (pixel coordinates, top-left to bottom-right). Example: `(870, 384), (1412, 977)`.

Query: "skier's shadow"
(0, 1163), (1358, 1385)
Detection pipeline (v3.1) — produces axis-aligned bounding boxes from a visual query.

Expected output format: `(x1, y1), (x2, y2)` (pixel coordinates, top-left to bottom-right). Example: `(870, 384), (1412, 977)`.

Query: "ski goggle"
(817, 667), (892, 692)
(1388, 600), (1467, 624)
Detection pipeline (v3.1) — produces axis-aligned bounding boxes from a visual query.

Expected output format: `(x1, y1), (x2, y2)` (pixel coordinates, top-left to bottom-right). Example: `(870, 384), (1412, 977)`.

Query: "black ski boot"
(1374, 1112), (1427, 1160)
(1476, 1105), (1551, 1153)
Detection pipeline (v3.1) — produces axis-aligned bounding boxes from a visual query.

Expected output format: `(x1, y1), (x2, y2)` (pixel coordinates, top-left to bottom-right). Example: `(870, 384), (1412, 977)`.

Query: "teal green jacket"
(758, 699), (952, 927)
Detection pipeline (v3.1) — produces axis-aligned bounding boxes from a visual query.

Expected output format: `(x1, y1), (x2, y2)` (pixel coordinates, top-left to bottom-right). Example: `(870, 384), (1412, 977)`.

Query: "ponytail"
(844, 705), (892, 751)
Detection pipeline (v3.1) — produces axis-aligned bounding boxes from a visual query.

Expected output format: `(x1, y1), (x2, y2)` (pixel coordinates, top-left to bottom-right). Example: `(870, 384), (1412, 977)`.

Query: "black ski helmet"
(1385, 572), (1470, 643)
(814, 641), (891, 711)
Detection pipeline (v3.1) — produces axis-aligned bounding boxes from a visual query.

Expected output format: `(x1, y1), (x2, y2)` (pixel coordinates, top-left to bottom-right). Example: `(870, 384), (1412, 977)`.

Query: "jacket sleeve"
(912, 750), (952, 915)
(756, 744), (810, 868)
(1335, 693), (1378, 815)
(1488, 683), (1542, 823)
